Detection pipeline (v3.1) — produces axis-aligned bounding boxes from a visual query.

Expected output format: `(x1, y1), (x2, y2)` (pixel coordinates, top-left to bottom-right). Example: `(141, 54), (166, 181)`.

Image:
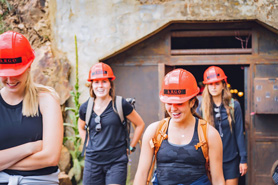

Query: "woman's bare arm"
(126, 109), (145, 150)
(207, 124), (225, 185)
(133, 121), (159, 185)
(0, 141), (42, 171)
(8, 92), (63, 170)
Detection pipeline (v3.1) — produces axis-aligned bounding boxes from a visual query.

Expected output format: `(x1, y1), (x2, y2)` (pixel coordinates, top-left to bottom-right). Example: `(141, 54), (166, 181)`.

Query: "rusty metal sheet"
(254, 78), (278, 114)
(253, 141), (278, 185)
(254, 115), (278, 136)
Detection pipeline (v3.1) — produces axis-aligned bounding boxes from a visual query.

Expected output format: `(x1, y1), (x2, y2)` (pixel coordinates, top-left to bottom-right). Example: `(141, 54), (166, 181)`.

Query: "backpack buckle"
(194, 141), (206, 150)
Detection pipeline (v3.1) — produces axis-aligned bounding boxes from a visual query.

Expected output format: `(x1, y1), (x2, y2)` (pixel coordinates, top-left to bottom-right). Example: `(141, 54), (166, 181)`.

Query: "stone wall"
(49, 0), (278, 102)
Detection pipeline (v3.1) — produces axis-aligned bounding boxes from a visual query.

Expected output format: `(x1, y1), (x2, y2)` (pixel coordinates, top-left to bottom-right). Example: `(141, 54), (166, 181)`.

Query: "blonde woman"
(0, 31), (63, 184)
(201, 66), (247, 185)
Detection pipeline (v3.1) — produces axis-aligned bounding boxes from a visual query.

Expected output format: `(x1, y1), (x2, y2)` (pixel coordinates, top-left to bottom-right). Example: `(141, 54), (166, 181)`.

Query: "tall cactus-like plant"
(63, 35), (84, 185)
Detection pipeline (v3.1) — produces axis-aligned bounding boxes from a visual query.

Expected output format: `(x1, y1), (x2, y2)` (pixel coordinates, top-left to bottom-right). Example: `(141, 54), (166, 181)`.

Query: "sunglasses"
(95, 115), (101, 132)
(214, 107), (221, 121)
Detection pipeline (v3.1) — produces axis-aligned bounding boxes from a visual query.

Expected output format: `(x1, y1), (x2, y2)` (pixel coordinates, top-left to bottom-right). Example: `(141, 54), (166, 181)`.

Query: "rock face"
(58, 172), (72, 185)
(0, 0), (72, 104)
(58, 146), (72, 185)
(58, 145), (71, 174)
(31, 44), (72, 105)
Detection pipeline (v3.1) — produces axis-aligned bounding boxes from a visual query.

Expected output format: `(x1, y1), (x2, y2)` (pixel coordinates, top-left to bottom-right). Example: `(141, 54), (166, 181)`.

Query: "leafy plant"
(0, 0), (11, 34)
(63, 35), (84, 185)
(0, 0), (11, 11)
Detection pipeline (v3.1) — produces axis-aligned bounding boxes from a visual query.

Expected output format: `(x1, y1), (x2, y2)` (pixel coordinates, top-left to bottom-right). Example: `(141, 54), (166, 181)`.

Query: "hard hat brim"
(159, 88), (200, 104)
(0, 60), (33, 77)
(87, 76), (116, 82)
(203, 77), (227, 84)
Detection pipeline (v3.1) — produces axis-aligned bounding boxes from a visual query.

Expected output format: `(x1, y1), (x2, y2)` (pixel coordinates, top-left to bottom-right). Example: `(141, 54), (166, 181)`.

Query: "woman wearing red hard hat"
(78, 62), (145, 185)
(134, 69), (224, 185)
(0, 31), (63, 184)
(200, 66), (247, 185)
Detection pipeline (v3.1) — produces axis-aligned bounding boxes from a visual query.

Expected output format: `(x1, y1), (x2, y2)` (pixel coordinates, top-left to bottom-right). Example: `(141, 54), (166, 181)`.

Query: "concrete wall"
(49, 0), (278, 102)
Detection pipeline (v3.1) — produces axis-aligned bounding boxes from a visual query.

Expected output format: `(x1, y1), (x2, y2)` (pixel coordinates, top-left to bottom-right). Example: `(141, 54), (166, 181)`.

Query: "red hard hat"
(159, 68), (200, 104)
(203, 66), (227, 84)
(0, 31), (35, 77)
(88, 62), (116, 81)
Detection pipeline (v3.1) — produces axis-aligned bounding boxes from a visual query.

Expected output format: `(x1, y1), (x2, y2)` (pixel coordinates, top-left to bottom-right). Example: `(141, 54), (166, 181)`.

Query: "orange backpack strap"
(147, 117), (170, 185)
(195, 119), (209, 171)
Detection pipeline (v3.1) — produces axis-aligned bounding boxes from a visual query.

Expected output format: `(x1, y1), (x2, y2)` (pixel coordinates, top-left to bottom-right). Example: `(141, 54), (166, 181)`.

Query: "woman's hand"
(240, 163), (248, 176)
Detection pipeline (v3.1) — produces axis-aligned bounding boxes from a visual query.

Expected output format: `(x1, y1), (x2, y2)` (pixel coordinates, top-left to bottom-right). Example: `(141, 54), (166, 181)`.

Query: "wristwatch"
(130, 146), (136, 152)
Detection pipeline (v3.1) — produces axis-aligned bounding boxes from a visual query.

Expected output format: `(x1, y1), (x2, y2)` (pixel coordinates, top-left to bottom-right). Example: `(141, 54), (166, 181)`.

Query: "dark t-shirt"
(0, 94), (58, 176)
(79, 97), (133, 165)
(156, 118), (207, 185)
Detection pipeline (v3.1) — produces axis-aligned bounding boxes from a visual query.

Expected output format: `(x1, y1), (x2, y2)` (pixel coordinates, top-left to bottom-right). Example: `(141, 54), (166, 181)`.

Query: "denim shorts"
(83, 159), (127, 185)
(223, 156), (240, 180)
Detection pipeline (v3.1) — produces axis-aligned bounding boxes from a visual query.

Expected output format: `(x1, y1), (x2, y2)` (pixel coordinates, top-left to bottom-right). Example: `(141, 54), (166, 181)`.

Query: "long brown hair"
(201, 80), (233, 132)
(190, 97), (202, 120)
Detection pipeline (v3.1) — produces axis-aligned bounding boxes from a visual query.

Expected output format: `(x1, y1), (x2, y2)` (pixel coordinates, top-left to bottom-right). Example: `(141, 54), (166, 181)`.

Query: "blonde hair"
(201, 80), (233, 132)
(23, 72), (59, 117)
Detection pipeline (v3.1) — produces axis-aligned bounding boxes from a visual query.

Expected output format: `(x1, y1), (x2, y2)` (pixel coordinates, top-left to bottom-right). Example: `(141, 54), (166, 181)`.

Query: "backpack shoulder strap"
(147, 117), (170, 185)
(195, 119), (209, 168)
(151, 117), (170, 155)
(115, 96), (124, 123)
(86, 97), (94, 126)
(81, 97), (94, 157)
(229, 98), (235, 123)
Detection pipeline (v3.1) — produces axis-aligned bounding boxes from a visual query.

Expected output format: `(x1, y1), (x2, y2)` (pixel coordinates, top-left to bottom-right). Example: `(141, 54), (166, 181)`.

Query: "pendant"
(181, 135), (185, 138)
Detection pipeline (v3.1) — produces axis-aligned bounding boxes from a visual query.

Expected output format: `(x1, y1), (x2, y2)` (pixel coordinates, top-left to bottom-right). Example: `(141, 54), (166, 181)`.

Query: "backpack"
(147, 117), (211, 184)
(81, 96), (135, 157)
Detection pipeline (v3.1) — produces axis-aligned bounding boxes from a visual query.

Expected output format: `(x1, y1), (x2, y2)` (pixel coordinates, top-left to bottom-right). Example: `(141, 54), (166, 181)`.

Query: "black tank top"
(156, 118), (207, 185)
(0, 94), (57, 176)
